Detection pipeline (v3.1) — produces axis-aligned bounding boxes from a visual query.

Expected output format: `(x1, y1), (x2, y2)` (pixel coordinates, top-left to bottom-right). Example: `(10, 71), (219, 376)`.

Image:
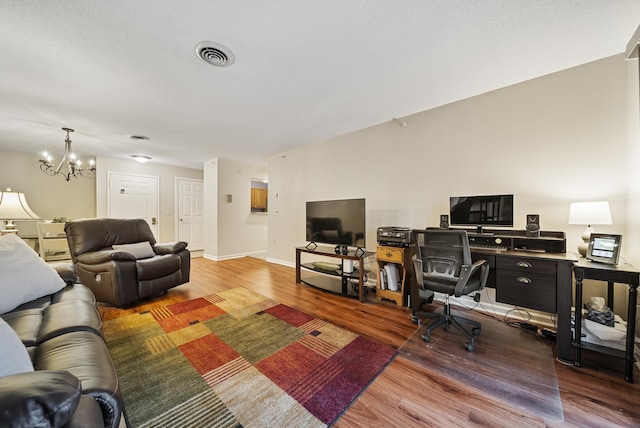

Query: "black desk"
(573, 259), (639, 383)
(411, 247), (578, 362)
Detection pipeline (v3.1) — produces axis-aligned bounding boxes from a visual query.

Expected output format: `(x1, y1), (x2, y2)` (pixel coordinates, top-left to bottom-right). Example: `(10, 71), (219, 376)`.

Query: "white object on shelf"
(384, 264), (400, 291)
(584, 317), (626, 342)
(379, 269), (387, 290)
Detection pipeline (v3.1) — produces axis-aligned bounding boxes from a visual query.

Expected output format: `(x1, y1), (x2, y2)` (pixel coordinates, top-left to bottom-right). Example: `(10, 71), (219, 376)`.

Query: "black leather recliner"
(65, 218), (190, 307)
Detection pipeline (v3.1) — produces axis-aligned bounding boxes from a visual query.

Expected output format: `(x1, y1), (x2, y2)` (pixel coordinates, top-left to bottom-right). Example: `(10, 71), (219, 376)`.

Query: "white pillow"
(0, 317), (34, 376)
(0, 234), (66, 315)
(112, 241), (155, 259)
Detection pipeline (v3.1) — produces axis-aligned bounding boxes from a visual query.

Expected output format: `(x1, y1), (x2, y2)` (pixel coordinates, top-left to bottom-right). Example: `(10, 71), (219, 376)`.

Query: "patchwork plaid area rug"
(103, 288), (396, 427)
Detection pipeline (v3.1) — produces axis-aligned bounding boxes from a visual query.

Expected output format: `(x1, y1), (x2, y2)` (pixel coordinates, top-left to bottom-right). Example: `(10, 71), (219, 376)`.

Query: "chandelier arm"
(40, 161), (57, 175)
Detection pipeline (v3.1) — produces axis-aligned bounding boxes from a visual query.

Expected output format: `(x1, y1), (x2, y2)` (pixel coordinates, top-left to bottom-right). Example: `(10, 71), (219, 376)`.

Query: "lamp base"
(577, 226), (594, 257)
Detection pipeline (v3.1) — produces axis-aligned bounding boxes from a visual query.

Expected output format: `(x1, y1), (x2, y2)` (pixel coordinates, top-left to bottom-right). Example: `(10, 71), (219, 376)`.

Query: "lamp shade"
(0, 190), (40, 221)
(568, 201), (612, 226)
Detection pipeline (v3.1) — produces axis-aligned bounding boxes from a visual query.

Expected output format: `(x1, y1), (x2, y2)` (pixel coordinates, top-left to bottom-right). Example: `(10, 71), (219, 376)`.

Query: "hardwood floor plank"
(100, 257), (640, 427)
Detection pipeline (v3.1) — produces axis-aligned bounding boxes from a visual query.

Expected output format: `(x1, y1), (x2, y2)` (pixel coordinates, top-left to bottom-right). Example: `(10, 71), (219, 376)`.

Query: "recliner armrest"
(51, 263), (78, 285)
(154, 241), (188, 255)
(76, 250), (136, 265)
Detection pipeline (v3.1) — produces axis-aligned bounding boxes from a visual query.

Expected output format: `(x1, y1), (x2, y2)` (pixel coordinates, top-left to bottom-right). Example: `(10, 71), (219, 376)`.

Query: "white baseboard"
(266, 257), (295, 268)
(203, 250), (267, 262)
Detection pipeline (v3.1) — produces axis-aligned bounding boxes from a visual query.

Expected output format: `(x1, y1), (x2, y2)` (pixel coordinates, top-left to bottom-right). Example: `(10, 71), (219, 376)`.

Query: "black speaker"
(526, 214), (540, 237)
(439, 214), (449, 229)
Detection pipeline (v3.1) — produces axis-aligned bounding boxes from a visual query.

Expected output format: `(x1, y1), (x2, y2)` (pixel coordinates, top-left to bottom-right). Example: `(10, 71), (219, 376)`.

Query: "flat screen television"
(449, 194), (514, 231)
(306, 198), (365, 248)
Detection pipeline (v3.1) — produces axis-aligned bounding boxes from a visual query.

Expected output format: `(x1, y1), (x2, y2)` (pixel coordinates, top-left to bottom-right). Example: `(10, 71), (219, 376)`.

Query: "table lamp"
(568, 201), (612, 257)
(0, 188), (41, 235)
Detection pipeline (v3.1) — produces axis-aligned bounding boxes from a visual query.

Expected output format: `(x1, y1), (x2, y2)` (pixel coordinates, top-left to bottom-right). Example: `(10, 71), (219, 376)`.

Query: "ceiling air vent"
(196, 42), (235, 67)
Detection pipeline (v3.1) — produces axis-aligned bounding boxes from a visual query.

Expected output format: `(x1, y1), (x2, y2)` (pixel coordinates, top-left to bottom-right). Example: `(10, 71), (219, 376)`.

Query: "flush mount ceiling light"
(40, 127), (96, 181)
(131, 155), (151, 164)
(196, 41), (235, 67)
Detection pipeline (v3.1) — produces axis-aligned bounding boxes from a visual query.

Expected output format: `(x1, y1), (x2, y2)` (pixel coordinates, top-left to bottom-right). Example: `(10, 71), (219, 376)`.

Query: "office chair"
(411, 229), (489, 351)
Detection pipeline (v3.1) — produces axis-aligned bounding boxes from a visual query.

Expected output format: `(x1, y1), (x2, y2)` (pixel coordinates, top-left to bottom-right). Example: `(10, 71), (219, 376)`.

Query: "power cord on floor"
(412, 290), (559, 342)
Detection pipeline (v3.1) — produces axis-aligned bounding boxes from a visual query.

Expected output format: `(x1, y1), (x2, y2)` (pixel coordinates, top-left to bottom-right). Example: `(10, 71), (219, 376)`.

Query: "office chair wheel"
(465, 342), (474, 352)
(422, 333), (432, 343)
(472, 327), (481, 336)
(411, 315), (420, 324)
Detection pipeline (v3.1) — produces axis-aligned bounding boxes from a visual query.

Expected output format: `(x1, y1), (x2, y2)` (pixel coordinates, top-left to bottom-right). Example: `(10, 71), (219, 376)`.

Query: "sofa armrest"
(51, 263), (78, 285)
(154, 241), (188, 255)
(0, 370), (81, 428)
(76, 250), (136, 265)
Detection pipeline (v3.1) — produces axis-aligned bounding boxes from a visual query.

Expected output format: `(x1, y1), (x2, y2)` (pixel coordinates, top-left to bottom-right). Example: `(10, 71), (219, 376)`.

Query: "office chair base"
(418, 302), (481, 352)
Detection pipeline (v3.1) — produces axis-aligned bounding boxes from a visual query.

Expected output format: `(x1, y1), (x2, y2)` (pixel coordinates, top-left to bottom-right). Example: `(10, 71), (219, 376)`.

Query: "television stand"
(296, 246), (373, 302)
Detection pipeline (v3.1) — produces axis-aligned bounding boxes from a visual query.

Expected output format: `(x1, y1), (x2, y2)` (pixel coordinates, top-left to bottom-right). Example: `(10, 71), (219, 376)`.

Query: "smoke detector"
(196, 42), (235, 67)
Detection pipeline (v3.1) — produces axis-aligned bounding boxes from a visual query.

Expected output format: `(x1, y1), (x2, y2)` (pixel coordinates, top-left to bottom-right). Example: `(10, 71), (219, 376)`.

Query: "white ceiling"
(0, 1), (638, 170)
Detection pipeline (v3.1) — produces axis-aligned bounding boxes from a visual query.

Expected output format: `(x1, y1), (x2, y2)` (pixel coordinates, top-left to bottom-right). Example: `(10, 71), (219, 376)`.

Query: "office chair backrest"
(414, 229), (472, 279)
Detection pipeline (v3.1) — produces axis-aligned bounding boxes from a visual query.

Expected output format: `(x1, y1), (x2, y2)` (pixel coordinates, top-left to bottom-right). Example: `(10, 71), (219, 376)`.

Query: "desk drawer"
(496, 270), (556, 313)
(496, 257), (557, 275)
(377, 246), (404, 263)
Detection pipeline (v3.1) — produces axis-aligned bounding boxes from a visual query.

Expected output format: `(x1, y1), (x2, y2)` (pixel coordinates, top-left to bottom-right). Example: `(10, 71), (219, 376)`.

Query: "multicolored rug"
(103, 288), (396, 427)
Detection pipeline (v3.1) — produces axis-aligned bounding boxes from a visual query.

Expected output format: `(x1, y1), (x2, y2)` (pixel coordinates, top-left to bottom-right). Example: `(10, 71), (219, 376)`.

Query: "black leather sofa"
(65, 218), (190, 307)
(0, 265), (123, 428)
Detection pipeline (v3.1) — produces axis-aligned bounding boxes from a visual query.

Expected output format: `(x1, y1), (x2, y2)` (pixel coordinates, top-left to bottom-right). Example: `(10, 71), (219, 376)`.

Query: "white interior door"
(176, 178), (204, 250)
(108, 172), (160, 239)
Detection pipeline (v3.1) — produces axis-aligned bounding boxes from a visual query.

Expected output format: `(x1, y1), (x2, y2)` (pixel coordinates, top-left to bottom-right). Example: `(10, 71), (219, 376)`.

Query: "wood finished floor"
(101, 257), (640, 427)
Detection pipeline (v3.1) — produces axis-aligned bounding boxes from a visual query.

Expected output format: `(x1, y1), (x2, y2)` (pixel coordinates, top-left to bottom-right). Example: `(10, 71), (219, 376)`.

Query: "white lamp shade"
(0, 191), (41, 220)
(568, 201), (612, 226)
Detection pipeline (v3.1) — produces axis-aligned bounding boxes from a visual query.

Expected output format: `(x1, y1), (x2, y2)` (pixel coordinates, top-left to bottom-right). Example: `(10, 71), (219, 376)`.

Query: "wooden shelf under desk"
(376, 245), (414, 306)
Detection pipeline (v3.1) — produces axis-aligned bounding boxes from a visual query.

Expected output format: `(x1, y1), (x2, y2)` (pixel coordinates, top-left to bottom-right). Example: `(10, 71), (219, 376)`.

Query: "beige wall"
(266, 54), (635, 322)
(625, 56), (640, 267)
(0, 151), (204, 244)
(0, 150), (96, 236)
(95, 156), (203, 243)
(268, 54), (631, 265)
(203, 157), (268, 260)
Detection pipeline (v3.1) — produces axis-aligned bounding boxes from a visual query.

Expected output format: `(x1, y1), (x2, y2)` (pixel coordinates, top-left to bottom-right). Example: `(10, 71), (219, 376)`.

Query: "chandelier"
(39, 127), (96, 181)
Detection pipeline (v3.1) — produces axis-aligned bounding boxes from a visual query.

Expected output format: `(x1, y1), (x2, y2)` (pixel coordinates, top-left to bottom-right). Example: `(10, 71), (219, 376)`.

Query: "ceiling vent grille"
(196, 42), (235, 67)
